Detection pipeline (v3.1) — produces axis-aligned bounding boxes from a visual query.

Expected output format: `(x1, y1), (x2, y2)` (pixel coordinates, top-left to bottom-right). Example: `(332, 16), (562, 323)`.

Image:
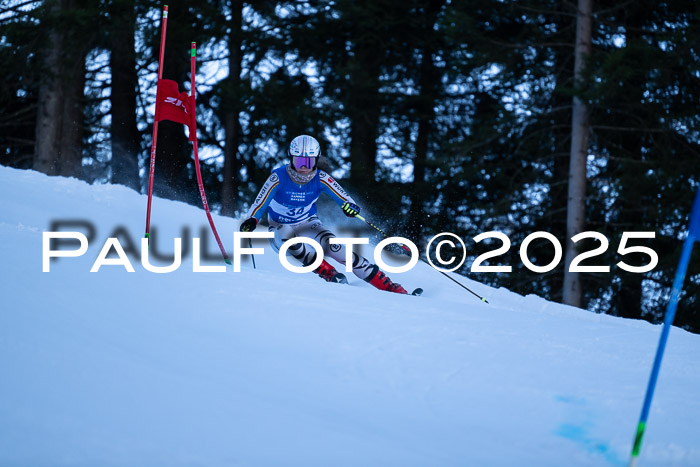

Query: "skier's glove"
(240, 217), (258, 232)
(341, 201), (360, 217)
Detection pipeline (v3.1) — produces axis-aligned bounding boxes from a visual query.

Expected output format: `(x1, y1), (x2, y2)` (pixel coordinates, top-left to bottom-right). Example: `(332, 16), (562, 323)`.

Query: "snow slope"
(1, 166), (698, 466)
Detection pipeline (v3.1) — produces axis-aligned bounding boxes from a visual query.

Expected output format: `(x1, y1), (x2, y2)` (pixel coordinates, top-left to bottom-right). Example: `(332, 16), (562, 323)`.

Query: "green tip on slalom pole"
(630, 421), (646, 462)
(191, 42), (196, 57)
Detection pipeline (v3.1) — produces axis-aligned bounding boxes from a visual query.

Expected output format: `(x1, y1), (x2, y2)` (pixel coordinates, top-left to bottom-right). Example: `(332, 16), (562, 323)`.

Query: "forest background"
(1, 0), (698, 331)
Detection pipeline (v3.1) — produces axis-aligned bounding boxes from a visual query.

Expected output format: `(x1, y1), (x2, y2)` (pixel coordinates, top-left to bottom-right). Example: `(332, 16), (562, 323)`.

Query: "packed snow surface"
(1, 166), (699, 466)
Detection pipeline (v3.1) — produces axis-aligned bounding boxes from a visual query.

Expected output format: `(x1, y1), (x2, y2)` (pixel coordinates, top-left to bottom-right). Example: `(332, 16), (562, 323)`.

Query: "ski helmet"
(288, 135), (321, 171)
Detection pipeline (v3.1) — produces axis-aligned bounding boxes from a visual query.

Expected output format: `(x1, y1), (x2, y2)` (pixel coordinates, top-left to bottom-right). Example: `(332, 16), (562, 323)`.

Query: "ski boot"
(314, 259), (348, 284)
(364, 264), (408, 294)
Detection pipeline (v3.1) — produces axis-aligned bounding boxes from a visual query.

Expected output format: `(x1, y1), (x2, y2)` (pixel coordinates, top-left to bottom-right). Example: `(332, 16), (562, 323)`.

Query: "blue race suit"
(245, 166), (355, 224)
(244, 166), (375, 280)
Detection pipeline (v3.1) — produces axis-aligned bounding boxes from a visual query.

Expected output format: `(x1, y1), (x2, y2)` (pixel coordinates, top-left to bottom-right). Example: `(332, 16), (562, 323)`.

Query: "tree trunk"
(34, 0), (65, 175)
(33, 0), (86, 179)
(109, 0), (141, 191)
(58, 49), (86, 179)
(220, 0), (243, 217)
(409, 0), (445, 239)
(562, 0), (592, 307)
(347, 29), (382, 196)
(611, 3), (651, 320)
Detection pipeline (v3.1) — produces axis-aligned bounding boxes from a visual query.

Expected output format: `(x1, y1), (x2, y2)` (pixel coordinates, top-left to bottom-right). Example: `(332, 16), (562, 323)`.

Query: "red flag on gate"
(154, 78), (196, 141)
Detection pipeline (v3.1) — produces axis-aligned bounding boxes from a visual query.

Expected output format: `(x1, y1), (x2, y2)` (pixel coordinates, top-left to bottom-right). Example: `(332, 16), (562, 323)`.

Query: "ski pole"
(355, 214), (488, 303)
(249, 238), (256, 269)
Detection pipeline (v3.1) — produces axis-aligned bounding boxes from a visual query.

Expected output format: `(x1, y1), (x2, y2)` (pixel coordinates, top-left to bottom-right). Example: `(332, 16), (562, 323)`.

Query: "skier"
(239, 134), (409, 294)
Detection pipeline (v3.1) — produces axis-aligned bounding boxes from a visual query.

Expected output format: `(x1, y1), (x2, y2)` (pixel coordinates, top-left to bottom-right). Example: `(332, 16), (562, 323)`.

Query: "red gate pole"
(190, 42), (231, 264)
(144, 6), (169, 240)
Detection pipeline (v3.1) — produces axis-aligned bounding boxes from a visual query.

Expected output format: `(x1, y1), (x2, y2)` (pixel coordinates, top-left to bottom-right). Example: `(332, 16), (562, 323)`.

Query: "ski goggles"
(292, 155), (316, 170)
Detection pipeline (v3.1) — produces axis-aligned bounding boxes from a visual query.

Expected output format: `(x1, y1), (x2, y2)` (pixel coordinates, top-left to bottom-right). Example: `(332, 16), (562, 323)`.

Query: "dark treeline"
(1, 0), (698, 331)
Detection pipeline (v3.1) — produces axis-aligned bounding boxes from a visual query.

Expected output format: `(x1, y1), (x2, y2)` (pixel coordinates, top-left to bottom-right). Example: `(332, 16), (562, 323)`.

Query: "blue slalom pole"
(629, 187), (700, 466)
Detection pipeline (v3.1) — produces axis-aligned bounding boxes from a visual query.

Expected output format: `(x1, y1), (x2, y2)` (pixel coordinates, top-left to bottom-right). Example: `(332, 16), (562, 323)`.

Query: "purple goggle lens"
(293, 155), (316, 169)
